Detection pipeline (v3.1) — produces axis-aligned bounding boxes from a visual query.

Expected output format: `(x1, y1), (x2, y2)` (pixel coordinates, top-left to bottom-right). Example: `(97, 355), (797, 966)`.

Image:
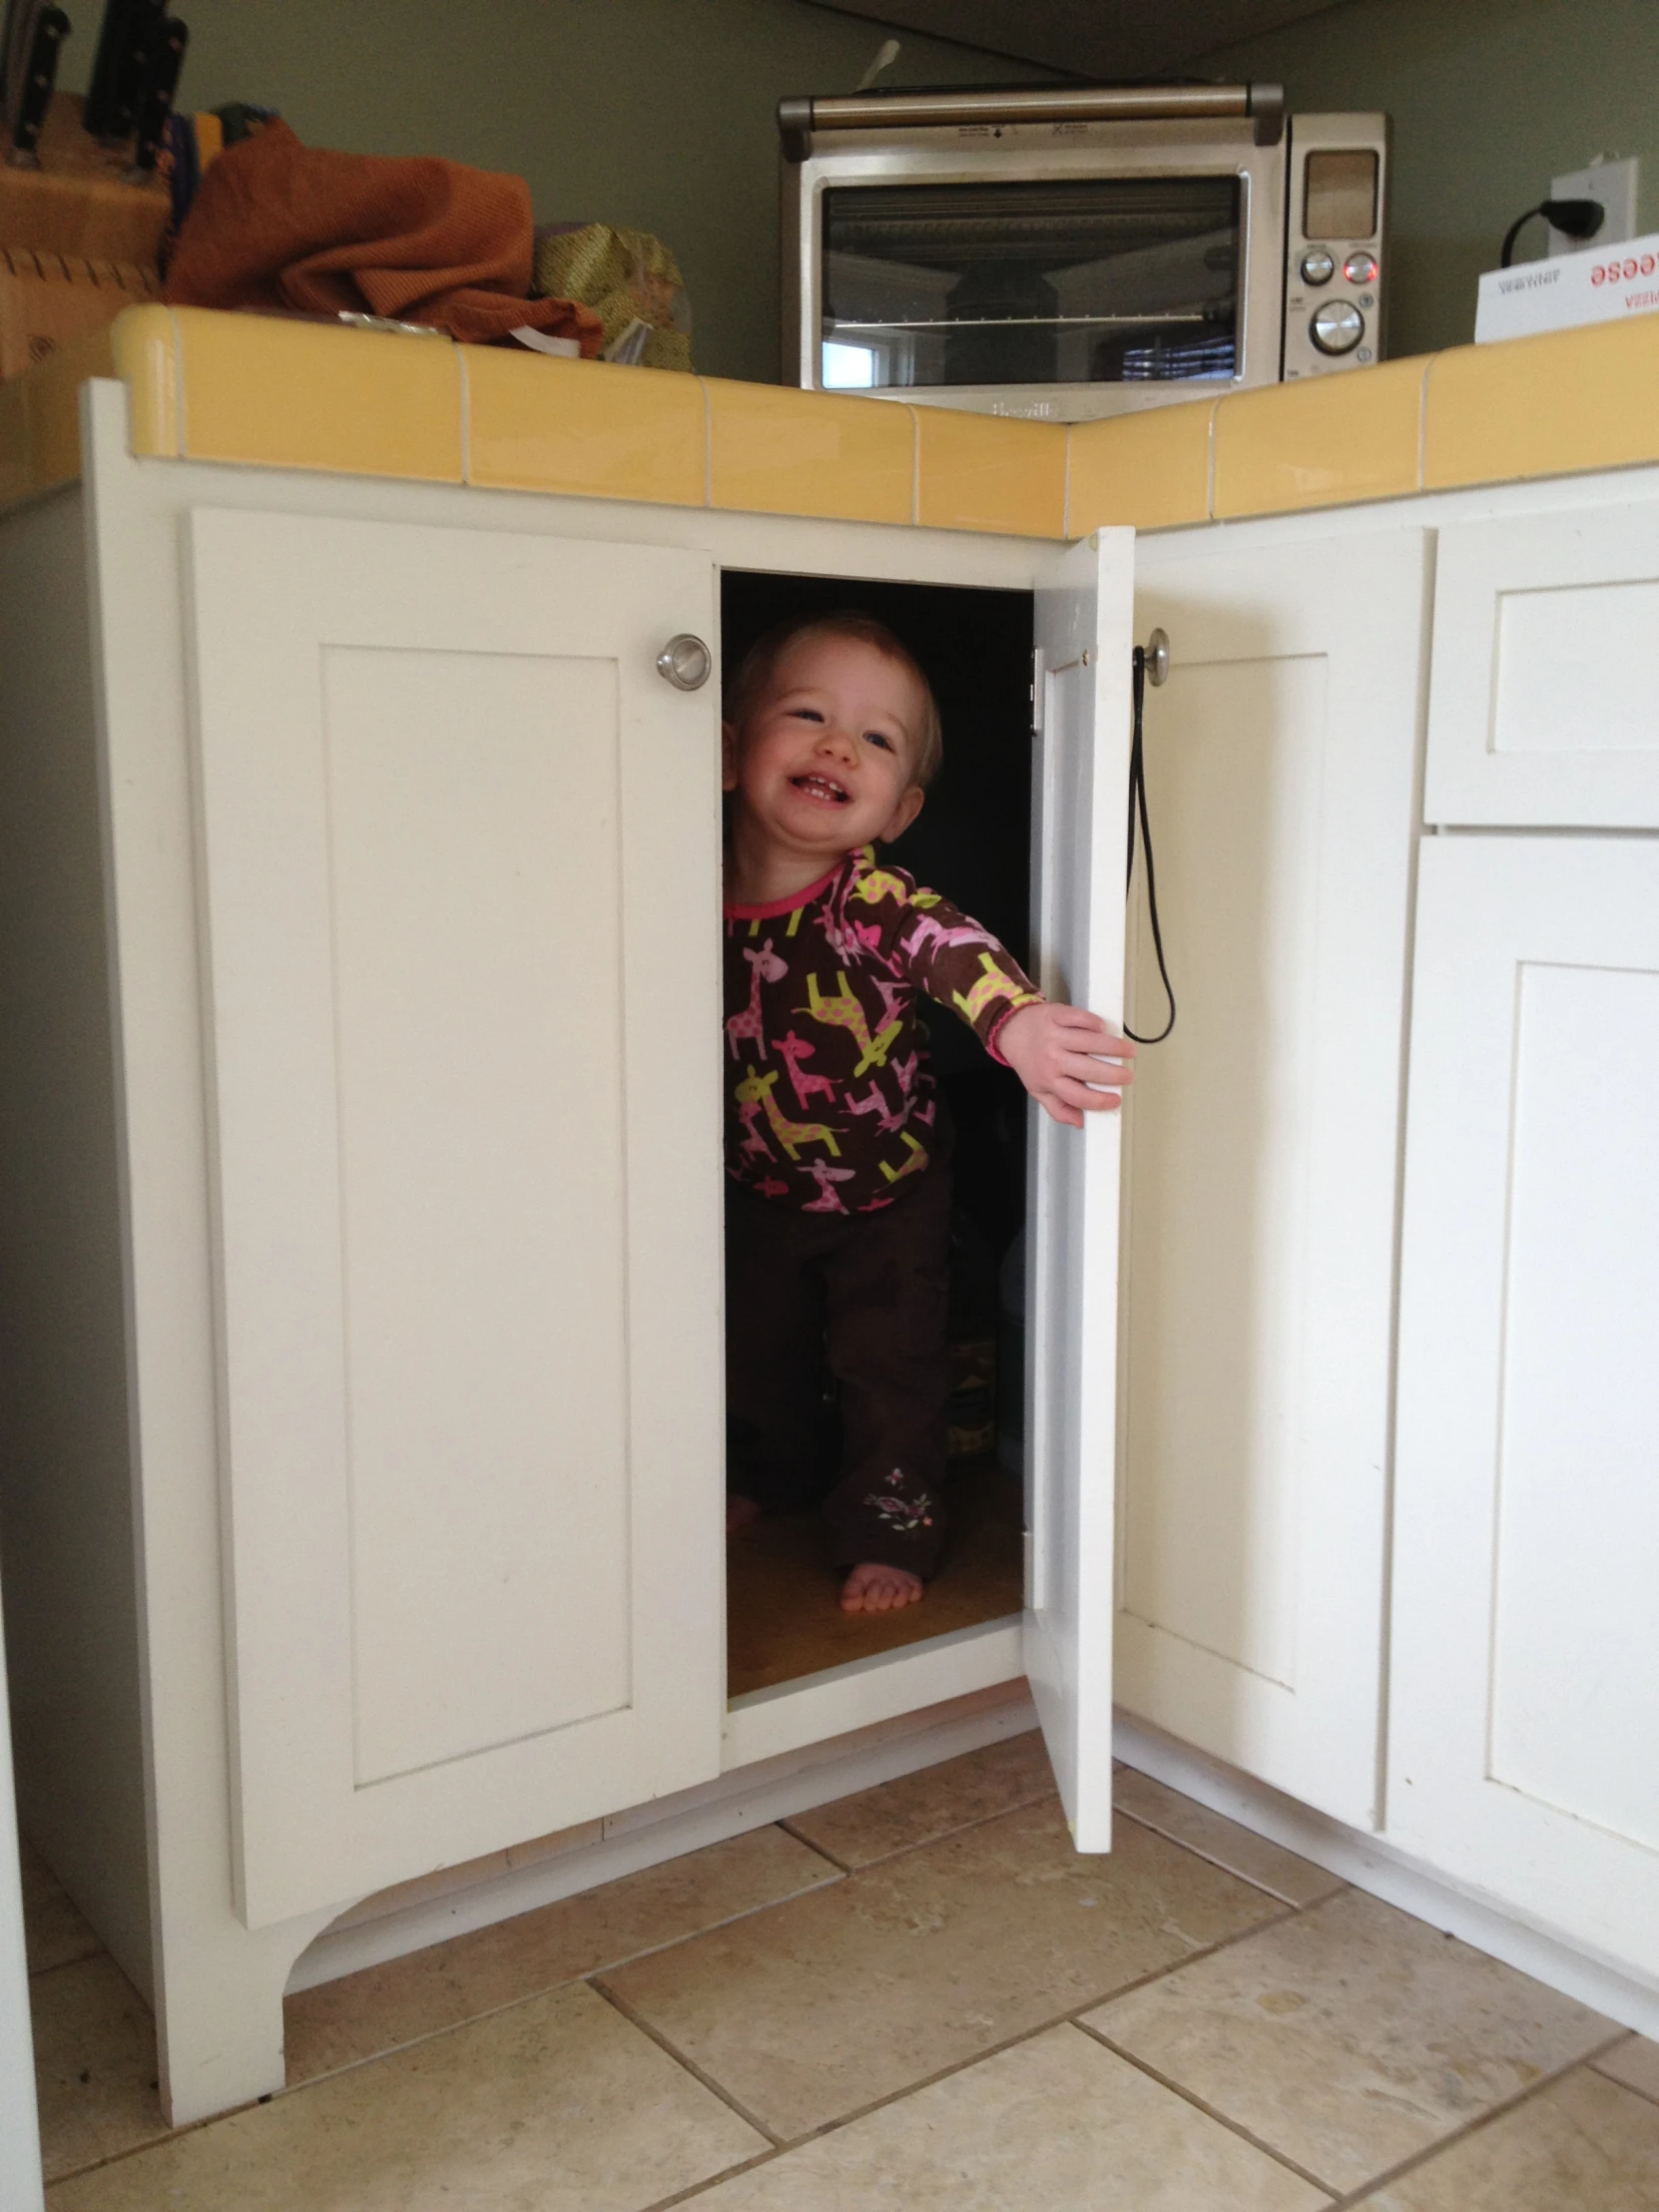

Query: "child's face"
(723, 635), (926, 864)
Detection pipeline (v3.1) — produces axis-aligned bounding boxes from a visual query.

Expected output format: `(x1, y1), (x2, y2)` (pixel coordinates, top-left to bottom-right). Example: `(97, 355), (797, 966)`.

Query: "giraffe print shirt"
(724, 846), (1042, 1214)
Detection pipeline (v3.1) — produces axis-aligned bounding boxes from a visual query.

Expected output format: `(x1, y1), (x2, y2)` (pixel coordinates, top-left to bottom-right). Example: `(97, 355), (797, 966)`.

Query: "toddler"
(722, 612), (1134, 1614)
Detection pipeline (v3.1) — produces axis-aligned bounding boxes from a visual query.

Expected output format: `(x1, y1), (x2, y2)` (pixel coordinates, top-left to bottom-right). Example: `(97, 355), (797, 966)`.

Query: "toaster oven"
(779, 84), (1389, 420)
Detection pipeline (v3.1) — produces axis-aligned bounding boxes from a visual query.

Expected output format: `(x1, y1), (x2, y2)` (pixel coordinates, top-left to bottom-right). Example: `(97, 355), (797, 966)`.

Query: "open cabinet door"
(1024, 529), (1136, 1851)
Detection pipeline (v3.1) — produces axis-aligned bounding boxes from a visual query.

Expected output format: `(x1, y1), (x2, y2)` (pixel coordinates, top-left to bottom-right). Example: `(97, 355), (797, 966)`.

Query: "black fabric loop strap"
(1125, 644), (1176, 1044)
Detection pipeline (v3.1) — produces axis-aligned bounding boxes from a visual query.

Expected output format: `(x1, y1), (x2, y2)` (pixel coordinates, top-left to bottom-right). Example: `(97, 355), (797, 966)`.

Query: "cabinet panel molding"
(1425, 498), (1659, 828)
(1119, 523), (1430, 1830)
(186, 508), (725, 1927)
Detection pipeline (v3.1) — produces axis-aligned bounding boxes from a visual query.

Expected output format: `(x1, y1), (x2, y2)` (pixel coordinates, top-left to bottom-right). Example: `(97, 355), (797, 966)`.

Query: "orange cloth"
(163, 120), (602, 351)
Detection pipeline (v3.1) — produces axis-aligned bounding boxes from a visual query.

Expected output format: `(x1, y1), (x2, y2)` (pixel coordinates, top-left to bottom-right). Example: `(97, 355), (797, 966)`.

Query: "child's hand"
(997, 1002), (1136, 1129)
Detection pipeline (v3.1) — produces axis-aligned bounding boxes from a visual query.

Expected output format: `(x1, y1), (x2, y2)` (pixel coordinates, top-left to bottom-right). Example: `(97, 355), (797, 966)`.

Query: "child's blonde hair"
(725, 611), (944, 789)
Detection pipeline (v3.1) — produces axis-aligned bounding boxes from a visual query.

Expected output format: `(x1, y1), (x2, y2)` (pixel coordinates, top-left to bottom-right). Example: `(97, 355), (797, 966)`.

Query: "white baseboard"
(1113, 1713), (1659, 2041)
(288, 1682), (1039, 1994)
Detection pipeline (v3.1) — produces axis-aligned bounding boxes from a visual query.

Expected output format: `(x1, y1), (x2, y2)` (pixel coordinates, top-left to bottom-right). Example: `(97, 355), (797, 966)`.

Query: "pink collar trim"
(724, 860), (844, 922)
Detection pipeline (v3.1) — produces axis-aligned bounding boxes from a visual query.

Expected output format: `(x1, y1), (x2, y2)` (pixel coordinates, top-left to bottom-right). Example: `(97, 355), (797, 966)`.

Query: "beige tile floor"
(22, 1736), (1659, 2209)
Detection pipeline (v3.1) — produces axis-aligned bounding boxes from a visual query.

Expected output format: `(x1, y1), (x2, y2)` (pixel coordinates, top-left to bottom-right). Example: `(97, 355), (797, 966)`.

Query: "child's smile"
(790, 769), (851, 807)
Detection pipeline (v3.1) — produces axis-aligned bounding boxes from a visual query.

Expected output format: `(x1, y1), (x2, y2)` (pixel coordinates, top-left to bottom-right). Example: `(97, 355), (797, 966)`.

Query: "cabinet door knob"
(656, 635), (713, 691)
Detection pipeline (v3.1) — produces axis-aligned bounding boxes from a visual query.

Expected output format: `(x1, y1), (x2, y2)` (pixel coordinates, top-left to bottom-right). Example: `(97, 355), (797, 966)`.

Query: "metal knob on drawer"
(656, 635), (713, 691)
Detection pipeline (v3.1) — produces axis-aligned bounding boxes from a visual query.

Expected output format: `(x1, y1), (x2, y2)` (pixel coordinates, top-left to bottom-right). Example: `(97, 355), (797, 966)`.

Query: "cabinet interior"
(720, 569), (1036, 1701)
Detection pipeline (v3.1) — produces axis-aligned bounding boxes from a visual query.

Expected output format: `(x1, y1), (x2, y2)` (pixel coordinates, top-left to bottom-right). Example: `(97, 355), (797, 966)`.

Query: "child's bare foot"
(840, 1561), (924, 1613)
(726, 1494), (763, 1537)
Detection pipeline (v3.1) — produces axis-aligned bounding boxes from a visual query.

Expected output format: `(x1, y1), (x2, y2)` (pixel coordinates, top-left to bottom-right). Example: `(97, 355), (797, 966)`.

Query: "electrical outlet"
(1550, 156), (1639, 254)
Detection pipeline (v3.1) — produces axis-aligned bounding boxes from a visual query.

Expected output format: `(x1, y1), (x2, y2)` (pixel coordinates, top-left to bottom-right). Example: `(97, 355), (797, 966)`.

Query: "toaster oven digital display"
(1304, 150), (1379, 243)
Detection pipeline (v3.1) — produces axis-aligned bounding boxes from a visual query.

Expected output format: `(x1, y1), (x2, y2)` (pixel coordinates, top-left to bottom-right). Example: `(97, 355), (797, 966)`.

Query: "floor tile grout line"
(30, 1785), (1328, 2187)
(777, 1786), (1061, 1877)
(780, 1781), (1324, 1909)
(279, 1782), (1326, 2106)
(44, 2103), (233, 2188)
(613, 1907), (1307, 2186)
(640, 2143), (792, 2212)
(1590, 2042), (1659, 2110)
(25, 1940), (109, 1982)
(277, 1854), (847, 2095)
(1111, 1807), (1350, 1912)
(46, 1853), (853, 2179)
(665, 1997), (1130, 2173)
(775, 1818), (853, 1873)
(1320, 2031), (1640, 2210)
(1074, 2019), (1339, 2199)
(590, 1975), (788, 2150)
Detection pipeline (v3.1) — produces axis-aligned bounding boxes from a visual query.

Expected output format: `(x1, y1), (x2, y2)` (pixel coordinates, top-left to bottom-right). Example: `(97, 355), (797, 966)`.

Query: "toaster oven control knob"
(1344, 250), (1379, 285)
(1299, 247), (1336, 284)
(656, 635), (713, 691)
(1310, 299), (1365, 354)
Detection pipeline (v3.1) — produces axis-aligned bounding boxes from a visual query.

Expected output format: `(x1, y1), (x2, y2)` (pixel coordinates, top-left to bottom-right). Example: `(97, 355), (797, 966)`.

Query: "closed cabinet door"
(1390, 834), (1659, 1975)
(1119, 525), (1429, 1829)
(186, 509), (725, 1929)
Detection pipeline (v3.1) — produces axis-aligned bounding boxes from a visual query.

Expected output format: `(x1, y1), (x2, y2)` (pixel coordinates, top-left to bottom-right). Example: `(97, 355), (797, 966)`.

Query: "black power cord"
(1125, 644), (1175, 1044)
(1499, 197), (1604, 268)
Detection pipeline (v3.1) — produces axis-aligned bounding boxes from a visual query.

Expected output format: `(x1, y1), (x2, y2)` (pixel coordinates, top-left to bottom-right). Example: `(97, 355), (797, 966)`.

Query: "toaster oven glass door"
(821, 176), (1243, 392)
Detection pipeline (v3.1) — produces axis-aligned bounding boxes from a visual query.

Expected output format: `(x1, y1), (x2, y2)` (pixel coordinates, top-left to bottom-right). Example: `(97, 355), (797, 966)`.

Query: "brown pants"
(724, 1166), (951, 1576)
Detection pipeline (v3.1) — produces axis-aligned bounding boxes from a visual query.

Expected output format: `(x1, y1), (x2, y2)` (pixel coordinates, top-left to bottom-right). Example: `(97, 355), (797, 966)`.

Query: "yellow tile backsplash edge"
(5, 305), (1659, 533)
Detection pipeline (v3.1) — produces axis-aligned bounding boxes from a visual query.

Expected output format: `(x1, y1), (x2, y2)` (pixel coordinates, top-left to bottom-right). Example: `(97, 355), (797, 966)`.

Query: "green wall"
(1204, 0), (1659, 359)
(57, 0), (1042, 386)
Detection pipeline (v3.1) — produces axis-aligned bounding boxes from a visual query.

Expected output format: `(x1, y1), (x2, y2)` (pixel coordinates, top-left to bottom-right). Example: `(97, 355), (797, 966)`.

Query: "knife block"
(0, 243), (158, 379)
(0, 91), (169, 267)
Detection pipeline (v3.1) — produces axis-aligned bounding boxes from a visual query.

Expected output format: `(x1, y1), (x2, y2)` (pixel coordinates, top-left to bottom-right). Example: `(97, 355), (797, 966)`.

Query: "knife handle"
(104, 0), (161, 144)
(128, 11), (185, 175)
(6, 4), (69, 168)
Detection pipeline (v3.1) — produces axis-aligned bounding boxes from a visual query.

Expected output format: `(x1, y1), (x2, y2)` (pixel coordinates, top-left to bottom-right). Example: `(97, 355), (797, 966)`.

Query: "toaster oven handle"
(778, 81), (1286, 159)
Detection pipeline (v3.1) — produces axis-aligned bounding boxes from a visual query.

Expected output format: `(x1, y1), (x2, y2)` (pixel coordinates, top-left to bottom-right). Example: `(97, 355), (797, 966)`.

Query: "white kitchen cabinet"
(1425, 497), (1659, 829)
(187, 508), (727, 1930)
(0, 380), (1134, 2122)
(1390, 833), (1659, 1978)
(1118, 524), (1429, 1830)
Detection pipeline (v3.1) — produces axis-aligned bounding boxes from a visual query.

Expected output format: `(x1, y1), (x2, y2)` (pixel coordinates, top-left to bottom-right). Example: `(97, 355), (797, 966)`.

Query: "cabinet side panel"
(0, 489), (151, 1990)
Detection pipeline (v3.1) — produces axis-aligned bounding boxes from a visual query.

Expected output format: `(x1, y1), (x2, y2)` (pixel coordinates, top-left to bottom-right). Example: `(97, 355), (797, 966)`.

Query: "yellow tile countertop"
(3, 301), (1658, 535)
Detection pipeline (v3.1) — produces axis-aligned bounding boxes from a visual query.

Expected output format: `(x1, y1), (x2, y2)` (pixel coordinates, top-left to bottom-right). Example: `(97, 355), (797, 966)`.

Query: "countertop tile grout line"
(591, 1975), (787, 2149)
(1074, 2019), (1339, 2199)
(1319, 2032), (1639, 2210)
